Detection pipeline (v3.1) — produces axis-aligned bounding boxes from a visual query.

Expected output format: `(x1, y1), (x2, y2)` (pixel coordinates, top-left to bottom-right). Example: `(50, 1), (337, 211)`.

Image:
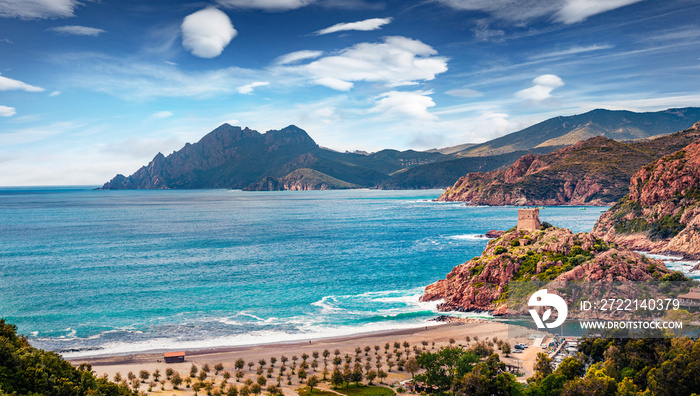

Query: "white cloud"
(528, 44), (613, 60)
(284, 36), (448, 91)
(275, 50), (323, 65)
(0, 105), (16, 117)
(0, 74), (45, 92)
(216, 0), (314, 11)
(0, 0), (80, 19)
(555, 0), (644, 24)
(516, 74), (564, 101)
(315, 77), (353, 91)
(49, 90), (61, 96)
(181, 7), (237, 58)
(436, 0), (642, 24)
(370, 90), (437, 120)
(150, 111), (174, 120)
(48, 25), (106, 36)
(445, 88), (483, 98)
(237, 81), (269, 94)
(315, 17), (392, 35)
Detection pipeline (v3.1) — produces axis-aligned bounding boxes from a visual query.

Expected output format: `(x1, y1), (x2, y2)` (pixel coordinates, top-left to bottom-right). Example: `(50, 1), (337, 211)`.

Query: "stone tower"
(517, 208), (541, 231)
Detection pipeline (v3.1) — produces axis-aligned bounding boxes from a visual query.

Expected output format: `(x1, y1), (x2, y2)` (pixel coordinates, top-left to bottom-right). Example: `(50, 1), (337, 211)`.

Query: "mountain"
(101, 107), (700, 191)
(437, 123), (700, 205)
(453, 107), (700, 158)
(101, 124), (447, 190)
(420, 224), (672, 314)
(592, 122), (700, 259)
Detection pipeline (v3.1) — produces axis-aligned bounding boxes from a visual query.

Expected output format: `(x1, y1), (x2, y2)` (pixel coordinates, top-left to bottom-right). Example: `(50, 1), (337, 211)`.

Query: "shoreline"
(68, 319), (543, 395)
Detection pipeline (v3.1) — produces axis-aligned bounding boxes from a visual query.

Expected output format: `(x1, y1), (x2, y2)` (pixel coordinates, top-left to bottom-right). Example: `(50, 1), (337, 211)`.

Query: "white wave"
(444, 234), (488, 241)
(61, 318), (446, 359)
(234, 311), (266, 322)
(311, 295), (345, 313)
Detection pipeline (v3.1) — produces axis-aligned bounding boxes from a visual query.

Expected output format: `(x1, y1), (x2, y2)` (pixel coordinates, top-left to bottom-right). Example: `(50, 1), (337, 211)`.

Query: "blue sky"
(1, 0), (700, 185)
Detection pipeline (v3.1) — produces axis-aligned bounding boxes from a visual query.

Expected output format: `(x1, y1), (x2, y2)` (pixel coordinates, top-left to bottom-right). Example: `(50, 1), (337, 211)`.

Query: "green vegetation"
(297, 387), (341, 396)
(0, 319), (136, 396)
(335, 385), (395, 396)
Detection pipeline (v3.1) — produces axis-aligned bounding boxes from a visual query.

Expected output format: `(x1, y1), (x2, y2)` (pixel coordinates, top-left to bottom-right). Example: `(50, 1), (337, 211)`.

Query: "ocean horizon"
(1, 187), (608, 358)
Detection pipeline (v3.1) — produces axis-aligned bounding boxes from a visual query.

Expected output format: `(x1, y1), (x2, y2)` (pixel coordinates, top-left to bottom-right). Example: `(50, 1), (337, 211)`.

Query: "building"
(517, 208), (541, 231)
(678, 288), (700, 307)
(163, 351), (186, 363)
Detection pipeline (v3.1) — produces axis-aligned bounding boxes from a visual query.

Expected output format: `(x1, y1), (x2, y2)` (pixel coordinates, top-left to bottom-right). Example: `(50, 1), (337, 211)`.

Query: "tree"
(235, 358), (245, 371)
(172, 372), (183, 389)
(153, 369), (161, 382)
(555, 357), (584, 380)
(298, 368), (308, 382)
(139, 370), (150, 383)
(405, 357), (419, 380)
(215, 363), (225, 375)
(531, 352), (554, 383)
(226, 384), (239, 396)
(331, 368), (344, 388)
(165, 367), (174, 379)
(270, 356), (277, 367)
(377, 369), (388, 383)
(455, 354), (520, 396)
(257, 375), (267, 387)
(190, 364), (199, 378)
(415, 346), (479, 393)
(351, 364), (363, 385)
(202, 363), (211, 373)
(307, 375), (319, 394)
(235, 370), (244, 382)
(366, 369), (377, 384)
(501, 343), (511, 356)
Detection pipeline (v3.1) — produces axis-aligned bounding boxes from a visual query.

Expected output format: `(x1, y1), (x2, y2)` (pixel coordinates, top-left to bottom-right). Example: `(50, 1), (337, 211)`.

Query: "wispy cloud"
(0, 105), (16, 117)
(216, 0), (314, 11)
(181, 7), (237, 58)
(315, 17), (392, 35)
(555, 0), (644, 24)
(0, 0), (81, 19)
(149, 111), (174, 120)
(445, 88), (483, 98)
(436, 0), (643, 24)
(48, 26), (106, 36)
(0, 74), (45, 92)
(274, 50), (323, 65)
(237, 81), (269, 94)
(515, 74), (565, 101)
(528, 44), (614, 60)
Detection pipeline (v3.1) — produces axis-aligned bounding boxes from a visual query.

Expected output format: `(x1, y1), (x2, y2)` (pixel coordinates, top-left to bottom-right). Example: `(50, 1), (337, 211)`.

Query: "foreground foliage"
(0, 319), (136, 396)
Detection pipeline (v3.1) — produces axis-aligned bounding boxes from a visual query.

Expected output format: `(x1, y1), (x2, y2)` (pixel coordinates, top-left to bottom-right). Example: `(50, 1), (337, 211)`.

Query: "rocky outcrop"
(592, 123), (700, 258)
(243, 168), (359, 191)
(420, 225), (671, 313)
(438, 124), (700, 206)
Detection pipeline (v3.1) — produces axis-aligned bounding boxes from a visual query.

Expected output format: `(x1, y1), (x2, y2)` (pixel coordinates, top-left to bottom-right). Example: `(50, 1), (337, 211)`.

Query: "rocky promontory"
(437, 124), (700, 205)
(592, 122), (700, 258)
(420, 225), (671, 313)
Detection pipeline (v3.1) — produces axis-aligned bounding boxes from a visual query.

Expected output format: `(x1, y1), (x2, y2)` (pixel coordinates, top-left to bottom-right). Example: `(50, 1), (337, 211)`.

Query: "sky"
(1, 0), (700, 186)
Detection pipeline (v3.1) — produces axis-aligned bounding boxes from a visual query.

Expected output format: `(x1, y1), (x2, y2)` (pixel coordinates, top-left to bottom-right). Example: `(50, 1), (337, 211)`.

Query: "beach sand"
(70, 320), (549, 395)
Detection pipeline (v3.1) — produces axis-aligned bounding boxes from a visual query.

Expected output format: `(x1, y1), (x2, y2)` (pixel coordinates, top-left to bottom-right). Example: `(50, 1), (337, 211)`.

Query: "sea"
(0, 187), (616, 358)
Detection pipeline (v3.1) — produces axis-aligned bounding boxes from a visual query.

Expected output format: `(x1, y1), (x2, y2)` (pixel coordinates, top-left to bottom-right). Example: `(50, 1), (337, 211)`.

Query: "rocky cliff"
(438, 124), (700, 205)
(592, 122), (700, 258)
(420, 225), (672, 313)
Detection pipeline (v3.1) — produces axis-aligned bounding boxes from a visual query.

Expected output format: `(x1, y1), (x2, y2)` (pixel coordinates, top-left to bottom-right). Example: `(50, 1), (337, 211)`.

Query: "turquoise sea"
(0, 187), (606, 358)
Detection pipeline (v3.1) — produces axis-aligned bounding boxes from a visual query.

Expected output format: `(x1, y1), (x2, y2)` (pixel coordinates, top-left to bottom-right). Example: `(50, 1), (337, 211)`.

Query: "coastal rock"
(485, 230), (505, 238)
(420, 226), (670, 313)
(438, 124), (700, 206)
(592, 125), (700, 258)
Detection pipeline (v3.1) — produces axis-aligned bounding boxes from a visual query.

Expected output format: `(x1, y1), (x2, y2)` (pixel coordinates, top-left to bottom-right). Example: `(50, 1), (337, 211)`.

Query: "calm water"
(0, 188), (604, 357)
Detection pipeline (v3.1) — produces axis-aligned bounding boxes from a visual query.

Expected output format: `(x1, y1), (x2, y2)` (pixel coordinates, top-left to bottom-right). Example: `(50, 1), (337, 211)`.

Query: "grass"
(335, 385), (395, 396)
(297, 387), (343, 396)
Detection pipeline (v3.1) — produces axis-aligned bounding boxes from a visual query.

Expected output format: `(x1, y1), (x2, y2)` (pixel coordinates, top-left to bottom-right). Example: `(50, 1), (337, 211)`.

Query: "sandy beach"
(70, 320), (549, 395)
